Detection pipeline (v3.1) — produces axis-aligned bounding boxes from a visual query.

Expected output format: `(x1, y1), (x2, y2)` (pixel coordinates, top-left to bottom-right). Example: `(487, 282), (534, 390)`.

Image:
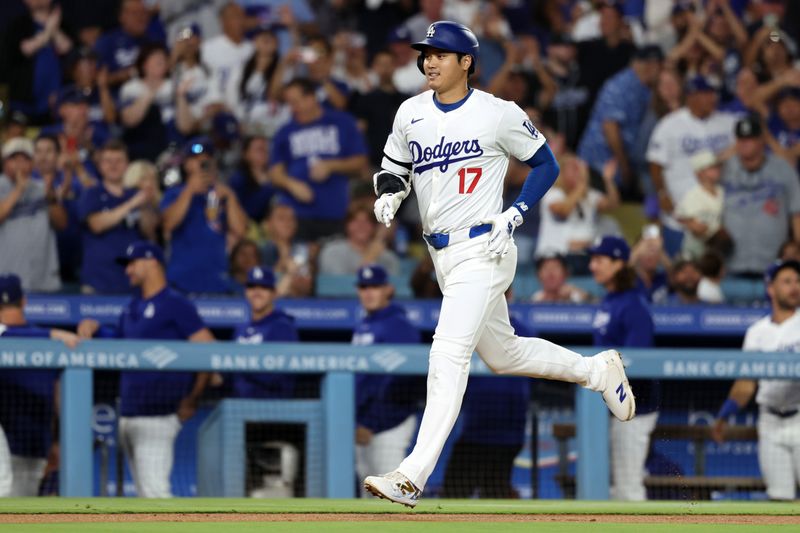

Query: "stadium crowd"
(2, 0), (800, 501)
(0, 0), (799, 302)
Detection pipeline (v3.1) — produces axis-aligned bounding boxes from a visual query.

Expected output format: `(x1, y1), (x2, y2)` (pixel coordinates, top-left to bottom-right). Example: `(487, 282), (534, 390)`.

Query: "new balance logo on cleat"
(616, 382), (627, 403)
(598, 350), (636, 421)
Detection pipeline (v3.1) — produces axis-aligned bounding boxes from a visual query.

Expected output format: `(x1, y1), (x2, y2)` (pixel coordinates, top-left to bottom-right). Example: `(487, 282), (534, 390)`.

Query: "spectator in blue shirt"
(229, 136), (277, 222)
(352, 264), (422, 494)
(767, 87), (800, 171)
(270, 78), (368, 241)
(577, 46), (663, 198)
(161, 137), (248, 294)
(230, 266), (299, 398)
(77, 241), (215, 498)
(1, 0), (72, 125)
(61, 46), (117, 125)
(93, 0), (163, 91)
(0, 273), (79, 497)
(588, 235), (658, 501)
(78, 140), (154, 294)
(442, 292), (533, 499)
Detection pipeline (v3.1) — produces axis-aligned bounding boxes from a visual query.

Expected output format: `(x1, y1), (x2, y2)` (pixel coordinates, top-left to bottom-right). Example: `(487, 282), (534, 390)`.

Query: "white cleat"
(598, 349), (636, 421)
(363, 471), (421, 508)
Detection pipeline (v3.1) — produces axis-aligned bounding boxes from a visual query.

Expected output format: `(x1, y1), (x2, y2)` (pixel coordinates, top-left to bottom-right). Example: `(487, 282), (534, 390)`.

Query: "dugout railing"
(2, 339), (799, 499)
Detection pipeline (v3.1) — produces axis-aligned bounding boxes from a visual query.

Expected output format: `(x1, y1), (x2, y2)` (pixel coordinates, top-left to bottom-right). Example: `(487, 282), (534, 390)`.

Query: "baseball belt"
(423, 223), (492, 250)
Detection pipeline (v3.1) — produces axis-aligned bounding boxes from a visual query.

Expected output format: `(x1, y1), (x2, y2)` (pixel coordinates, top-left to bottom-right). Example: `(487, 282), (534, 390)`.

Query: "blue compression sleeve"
(512, 144), (560, 219)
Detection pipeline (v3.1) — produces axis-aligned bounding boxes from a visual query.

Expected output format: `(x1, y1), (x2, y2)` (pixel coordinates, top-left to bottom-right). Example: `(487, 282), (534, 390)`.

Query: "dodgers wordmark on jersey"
(744, 310), (800, 411)
(382, 89), (546, 235)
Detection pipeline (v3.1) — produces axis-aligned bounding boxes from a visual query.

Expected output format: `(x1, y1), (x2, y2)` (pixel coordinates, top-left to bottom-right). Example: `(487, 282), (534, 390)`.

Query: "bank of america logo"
(142, 345), (179, 369)
(371, 349), (407, 372)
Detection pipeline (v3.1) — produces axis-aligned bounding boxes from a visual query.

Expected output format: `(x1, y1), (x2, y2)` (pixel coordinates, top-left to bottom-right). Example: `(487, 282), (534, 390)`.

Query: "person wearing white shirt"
(201, 2), (253, 111)
(675, 150), (725, 259)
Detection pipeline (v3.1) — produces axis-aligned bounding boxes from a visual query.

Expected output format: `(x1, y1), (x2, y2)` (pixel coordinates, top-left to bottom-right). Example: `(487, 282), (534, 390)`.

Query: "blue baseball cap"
(246, 266), (276, 289)
(587, 236), (631, 262)
(116, 241), (165, 265)
(388, 25), (411, 43)
(182, 136), (214, 159)
(212, 112), (240, 143)
(764, 259), (800, 284)
(57, 86), (91, 107)
(356, 264), (389, 287)
(177, 23), (202, 40)
(685, 75), (717, 94)
(0, 274), (23, 305)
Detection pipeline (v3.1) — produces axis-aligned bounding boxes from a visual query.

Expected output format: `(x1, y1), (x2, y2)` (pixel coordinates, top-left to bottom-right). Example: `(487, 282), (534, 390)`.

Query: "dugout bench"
(552, 423), (765, 499)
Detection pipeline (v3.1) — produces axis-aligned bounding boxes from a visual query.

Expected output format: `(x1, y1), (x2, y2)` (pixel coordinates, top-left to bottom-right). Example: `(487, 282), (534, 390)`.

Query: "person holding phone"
(160, 137), (247, 293)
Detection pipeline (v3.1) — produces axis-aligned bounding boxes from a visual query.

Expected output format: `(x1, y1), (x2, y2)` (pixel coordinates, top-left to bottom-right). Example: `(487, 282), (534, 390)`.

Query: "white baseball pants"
(356, 415), (418, 497)
(610, 411), (658, 500)
(397, 236), (607, 489)
(0, 424), (47, 497)
(119, 414), (182, 498)
(757, 408), (800, 500)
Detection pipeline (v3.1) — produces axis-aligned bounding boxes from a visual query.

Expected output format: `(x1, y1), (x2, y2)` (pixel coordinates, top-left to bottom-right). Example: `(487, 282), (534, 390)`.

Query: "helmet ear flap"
(416, 53), (424, 74)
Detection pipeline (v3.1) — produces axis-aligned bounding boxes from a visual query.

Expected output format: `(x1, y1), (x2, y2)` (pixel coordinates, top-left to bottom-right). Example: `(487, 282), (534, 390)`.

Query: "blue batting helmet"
(411, 21), (479, 75)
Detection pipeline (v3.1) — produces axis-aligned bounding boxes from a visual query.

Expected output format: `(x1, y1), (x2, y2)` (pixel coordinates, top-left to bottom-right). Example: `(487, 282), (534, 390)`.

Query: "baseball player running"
(364, 20), (635, 507)
(712, 259), (800, 500)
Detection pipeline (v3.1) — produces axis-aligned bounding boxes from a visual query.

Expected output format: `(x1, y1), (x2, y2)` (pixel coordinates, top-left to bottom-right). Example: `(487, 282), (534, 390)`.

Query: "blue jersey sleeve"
(159, 186), (182, 212)
(514, 144), (560, 218)
(269, 129), (291, 167)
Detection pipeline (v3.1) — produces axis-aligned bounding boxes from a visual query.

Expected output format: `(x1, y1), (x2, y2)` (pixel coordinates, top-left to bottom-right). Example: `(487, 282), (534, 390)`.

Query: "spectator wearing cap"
(576, 1), (636, 106)
(577, 45), (663, 198)
(721, 114), (800, 277)
(352, 263), (423, 496)
(161, 138), (247, 293)
(536, 152), (620, 272)
(229, 265), (299, 399)
(270, 78), (368, 241)
(712, 258), (800, 501)
(77, 241), (214, 498)
(61, 46), (117, 125)
(387, 25), (425, 96)
(0, 273), (79, 497)
(675, 150), (725, 259)
(40, 87), (111, 179)
(318, 201), (400, 277)
(78, 140), (152, 294)
(766, 87), (800, 170)
(647, 75), (736, 255)
(351, 49), (408, 169)
(588, 235), (658, 501)
(201, 2), (254, 113)
(1, 0), (72, 125)
(0, 138), (65, 292)
(531, 254), (590, 304)
(93, 0), (164, 90)
(120, 43), (177, 161)
(32, 134), (85, 283)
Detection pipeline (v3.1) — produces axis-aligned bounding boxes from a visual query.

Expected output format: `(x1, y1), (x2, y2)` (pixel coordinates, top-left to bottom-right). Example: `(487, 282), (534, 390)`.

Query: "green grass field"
(0, 499), (798, 533)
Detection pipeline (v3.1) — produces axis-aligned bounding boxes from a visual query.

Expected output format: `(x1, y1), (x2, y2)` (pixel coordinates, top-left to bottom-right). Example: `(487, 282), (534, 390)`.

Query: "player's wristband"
(717, 399), (739, 419)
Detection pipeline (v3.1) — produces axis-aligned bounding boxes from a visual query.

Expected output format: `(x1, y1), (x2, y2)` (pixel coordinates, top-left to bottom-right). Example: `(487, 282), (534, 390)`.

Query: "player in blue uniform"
(0, 273), (79, 496)
(352, 265), (423, 493)
(442, 298), (533, 498)
(588, 236), (658, 501)
(230, 266), (299, 398)
(77, 241), (214, 497)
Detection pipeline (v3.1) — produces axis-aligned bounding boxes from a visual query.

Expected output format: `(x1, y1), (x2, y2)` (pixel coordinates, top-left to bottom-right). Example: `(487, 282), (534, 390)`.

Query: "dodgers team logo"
(410, 136), (484, 174)
(427, 24), (436, 37)
(523, 119), (539, 138)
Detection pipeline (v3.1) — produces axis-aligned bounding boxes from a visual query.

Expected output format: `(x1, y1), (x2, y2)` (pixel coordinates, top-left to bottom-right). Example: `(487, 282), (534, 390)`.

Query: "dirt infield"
(1, 513), (799, 525)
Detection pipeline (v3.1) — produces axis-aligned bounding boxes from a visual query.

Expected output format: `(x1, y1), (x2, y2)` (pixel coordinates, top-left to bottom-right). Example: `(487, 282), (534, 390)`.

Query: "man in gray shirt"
(722, 115), (800, 276)
(0, 138), (65, 291)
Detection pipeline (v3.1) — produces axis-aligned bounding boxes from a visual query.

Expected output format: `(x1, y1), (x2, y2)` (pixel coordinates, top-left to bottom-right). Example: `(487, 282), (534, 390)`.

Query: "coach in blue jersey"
(588, 236), (658, 501)
(352, 264), (422, 493)
(442, 298), (532, 498)
(230, 266), (298, 398)
(77, 241), (215, 497)
(161, 138), (248, 294)
(0, 273), (79, 497)
(270, 78), (368, 241)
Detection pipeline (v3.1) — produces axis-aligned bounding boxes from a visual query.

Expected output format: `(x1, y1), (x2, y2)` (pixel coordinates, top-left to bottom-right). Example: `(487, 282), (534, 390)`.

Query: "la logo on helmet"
(427, 24), (436, 38)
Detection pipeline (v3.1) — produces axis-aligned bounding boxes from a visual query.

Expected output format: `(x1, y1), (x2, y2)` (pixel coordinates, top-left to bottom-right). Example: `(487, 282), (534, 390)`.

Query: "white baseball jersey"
(743, 310), (800, 411)
(647, 108), (736, 206)
(382, 89), (546, 235)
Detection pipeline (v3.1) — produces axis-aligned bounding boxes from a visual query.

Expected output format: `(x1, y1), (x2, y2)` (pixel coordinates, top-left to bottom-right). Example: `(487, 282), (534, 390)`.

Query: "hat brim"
(245, 282), (275, 290)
